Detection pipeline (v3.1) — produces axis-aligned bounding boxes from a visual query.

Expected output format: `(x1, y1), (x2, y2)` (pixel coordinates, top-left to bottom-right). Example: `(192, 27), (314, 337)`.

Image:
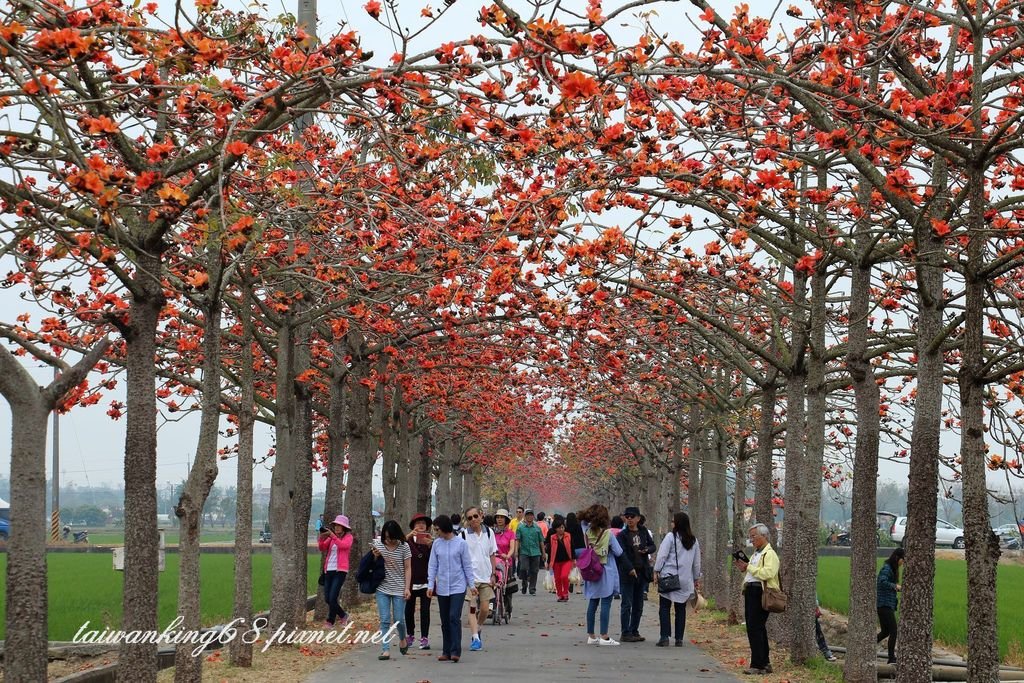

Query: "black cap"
(623, 506), (641, 517)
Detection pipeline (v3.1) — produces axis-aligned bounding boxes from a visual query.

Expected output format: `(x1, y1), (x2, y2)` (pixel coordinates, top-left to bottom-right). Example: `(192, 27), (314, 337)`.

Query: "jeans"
(405, 587), (430, 639)
(375, 592), (406, 653)
(620, 579), (646, 636)
(587, 595), (614, 636)
(323, 570), (348, 624)
(436, 592), (466, 657)
(659, 596), (686, 641)
(877, 606), (897, 663)
(815, 616), (832, 657)
(519, 554), (541, 594)
(552, 561), (572, 600)
(744, 583), (770, 669)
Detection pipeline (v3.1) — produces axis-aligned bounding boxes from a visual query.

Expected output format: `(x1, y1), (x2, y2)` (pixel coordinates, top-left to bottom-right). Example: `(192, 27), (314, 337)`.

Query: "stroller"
(490, 557), (517, 625)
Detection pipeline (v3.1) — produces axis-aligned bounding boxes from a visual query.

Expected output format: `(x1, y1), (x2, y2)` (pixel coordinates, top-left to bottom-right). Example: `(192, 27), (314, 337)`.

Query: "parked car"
(0, 515), (8, 541)
(890, 516), (965, 549)
(993, 523), (1019, 537)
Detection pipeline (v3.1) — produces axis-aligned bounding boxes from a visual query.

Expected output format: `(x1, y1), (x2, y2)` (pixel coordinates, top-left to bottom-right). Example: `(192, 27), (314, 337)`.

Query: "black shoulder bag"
(657, 535), (682, 593)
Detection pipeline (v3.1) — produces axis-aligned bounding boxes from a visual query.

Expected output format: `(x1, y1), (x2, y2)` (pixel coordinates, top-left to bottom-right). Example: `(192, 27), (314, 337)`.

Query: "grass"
(77, 528), (267, 546)
(817, 556), (1024, 662)
(0, 553), (322, 640)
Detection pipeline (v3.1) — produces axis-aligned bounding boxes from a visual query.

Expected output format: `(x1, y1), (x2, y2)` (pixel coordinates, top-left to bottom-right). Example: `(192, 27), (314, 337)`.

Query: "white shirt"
(326, 543), (338, 569)
(744, 548), (764, 584)
(462, 526), (498, 583)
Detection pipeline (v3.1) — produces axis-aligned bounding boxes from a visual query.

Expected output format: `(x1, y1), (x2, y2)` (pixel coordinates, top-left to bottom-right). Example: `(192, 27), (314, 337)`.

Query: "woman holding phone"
(317, 515), (354, 628)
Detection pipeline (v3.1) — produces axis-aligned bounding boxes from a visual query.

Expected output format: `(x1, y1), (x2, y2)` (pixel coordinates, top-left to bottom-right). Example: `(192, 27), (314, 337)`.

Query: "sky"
(0, 0), (995, 500)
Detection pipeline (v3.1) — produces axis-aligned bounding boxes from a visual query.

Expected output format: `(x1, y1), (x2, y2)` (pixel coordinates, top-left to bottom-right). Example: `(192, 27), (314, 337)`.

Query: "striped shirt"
(372, 539), (411, 596)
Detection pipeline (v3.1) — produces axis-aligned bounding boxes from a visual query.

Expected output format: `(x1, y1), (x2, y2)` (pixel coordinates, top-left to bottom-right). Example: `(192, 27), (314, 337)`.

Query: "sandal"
(378, 651), (390, 661)
(399, 640), (409, 655)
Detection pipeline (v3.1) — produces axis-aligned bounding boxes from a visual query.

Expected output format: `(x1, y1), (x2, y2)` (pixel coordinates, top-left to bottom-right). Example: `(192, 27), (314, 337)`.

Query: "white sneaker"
(599, 637), (620, 646)
(587, 636), (600, 645)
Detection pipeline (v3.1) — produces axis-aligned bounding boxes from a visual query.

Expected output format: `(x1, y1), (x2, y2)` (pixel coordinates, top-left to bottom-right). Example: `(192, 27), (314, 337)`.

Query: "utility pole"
(50, 366), (60, 543)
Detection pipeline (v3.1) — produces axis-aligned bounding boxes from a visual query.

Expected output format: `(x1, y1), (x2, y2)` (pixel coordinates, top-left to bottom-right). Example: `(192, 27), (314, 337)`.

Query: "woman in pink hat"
(318, 514), (354, 627)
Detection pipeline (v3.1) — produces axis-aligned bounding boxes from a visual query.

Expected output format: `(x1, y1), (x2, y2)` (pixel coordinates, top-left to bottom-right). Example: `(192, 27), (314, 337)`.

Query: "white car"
(890, 516), (965, 549)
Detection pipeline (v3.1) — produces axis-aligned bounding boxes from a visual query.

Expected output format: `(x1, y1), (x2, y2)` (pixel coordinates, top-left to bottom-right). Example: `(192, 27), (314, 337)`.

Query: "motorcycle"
(62, 526), (89, 543)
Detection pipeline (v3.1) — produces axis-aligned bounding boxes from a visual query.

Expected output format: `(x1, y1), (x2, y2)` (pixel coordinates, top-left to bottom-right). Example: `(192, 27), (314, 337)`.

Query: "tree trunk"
(755, 381), (778, 544)
(434, 440), (452, 516)
(394, 395), (413, 526)
(729, 453), (748, 625)
(120, 250), (164, 683)
(687, 418), (702, 519)
(463, 466), (480, 511)
(292, 327), (314, 620)
(229, 291), (256, 667)
(960, 169), (1000, 681)
(708, 427), (729, 610)
(316, 350), (347, 622)
(0, 342), (108, 682)
(789, 267), (827, 663)
(341, 331), (374, 607)
(416, 429), (432, 517)
(897, 159), (948, 683)
(844, 184), (882, 682)
(3, 398), (50, 683)
(668, 436), (683, 517)
(174, 276), (223, 683)
(269, 319), (300, 631)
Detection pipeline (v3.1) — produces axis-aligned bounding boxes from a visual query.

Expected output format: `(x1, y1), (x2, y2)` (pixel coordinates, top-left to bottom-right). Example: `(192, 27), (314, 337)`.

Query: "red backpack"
(577, 529), (606, 582)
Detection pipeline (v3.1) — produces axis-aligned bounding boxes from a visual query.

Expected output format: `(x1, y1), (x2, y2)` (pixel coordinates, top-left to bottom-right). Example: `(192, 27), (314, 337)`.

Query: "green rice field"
(0, 554), (321, 640)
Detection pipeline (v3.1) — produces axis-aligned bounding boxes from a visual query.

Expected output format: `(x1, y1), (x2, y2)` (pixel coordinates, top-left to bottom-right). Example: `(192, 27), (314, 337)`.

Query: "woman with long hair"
(577, 503), (632, 646)
(877, 548), (904, 664)
(372, 520), (412, 661)
(653, 512), (702, 647)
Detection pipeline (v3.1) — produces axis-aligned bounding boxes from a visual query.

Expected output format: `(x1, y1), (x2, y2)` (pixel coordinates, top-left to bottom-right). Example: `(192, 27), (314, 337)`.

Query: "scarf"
(586, 527), (611, 561)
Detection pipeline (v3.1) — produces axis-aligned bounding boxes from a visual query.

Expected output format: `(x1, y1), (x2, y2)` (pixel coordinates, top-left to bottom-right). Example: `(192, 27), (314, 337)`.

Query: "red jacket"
(547, 532), (573, 568)
(318, 531), (354, 572)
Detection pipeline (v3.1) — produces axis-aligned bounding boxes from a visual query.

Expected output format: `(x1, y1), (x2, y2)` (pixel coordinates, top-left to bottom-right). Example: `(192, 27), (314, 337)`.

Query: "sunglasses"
(623, 514), (638, 518)
(468, 514), (480, 520)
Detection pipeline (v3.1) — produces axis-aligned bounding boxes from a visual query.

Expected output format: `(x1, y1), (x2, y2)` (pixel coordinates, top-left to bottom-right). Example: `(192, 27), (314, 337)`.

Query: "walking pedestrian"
(566, 512), (585, 594)
(317, 515), (354, 628)
(815, 598), (836, 661)
(371, 520), (412, 661)
(405, 513), (433, 650)
(493, 509), (517, 568)
(460, 506), (497, 651)
(427, 514), (477, 663)
(734, 523), (779, 675)
(653, 511), (701, 647)
(877, 548), (904, 664)
(618, 506), (656, 642)
(510, 506), (524, 532)
(450, 513), (462, 535)
(578, 503), (631, 646)
(516, 509), (545, 595)
(638, 515), (655, 601)
(546, 516), (574, 602)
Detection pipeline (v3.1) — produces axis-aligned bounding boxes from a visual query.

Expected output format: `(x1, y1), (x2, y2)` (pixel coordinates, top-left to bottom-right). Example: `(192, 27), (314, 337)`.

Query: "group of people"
(318, 507), (905, 671)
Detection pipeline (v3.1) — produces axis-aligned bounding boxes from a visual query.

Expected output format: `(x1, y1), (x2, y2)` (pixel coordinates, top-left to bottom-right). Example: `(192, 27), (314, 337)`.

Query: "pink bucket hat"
(331, 515), (351, 529)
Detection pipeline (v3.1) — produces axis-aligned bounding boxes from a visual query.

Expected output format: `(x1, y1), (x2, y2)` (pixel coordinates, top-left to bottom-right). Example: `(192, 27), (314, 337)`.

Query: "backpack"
(356, 549), (385, 594)
(577, 530), (606, 582)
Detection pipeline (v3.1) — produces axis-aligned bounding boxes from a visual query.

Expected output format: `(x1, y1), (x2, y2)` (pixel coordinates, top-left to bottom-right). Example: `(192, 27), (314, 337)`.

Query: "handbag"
(657, 535), (682, 593)
(577, 530), (606, 582)
(760, 549), (787, 613)
(761, 584), (788, 613)
(318, 570), (326, 587)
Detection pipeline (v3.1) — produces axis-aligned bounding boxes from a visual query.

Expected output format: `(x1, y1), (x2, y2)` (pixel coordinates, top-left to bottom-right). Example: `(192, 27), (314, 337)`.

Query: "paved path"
(306, 588), (740, 682)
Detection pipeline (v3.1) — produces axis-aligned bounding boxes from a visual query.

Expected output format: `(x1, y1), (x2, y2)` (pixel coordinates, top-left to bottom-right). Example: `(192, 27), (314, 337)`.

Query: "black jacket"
(617, 527), (656, 582)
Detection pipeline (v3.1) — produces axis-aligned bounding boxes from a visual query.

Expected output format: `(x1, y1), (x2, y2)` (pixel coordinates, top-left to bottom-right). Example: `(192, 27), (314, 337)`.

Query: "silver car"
(890, 516), (965, 549)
